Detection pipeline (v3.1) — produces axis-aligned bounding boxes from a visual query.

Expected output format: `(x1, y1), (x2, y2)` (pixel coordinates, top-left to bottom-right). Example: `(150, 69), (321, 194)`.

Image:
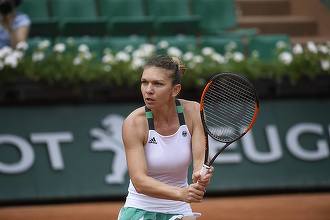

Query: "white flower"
(211, 53), (226, 64)
(82, 51), (92, 60)
(183, 52), (194, 61)
(279, 51), (293, 65)
(167, 46), (182, 57)
(4, 54), (18, 68)
(115, 51), (130, 62)
(124, 45), (134, 53)
(32, 52), (45, 62)
(293, 44), (303, 55)
(66, 37), (75, 46)
(38, 40), (51, 50)
(78, 44), (89, 53)
(12, 50), (23, 60)
(102, 54), (115, 63)
(16, 41), (28, 51)
(307, 41), (318, 54)
(140, 43), (156, 57)
(201, 47), (214, 56)
(224, 51), (233, 60)
(276, 41), (287, 49)
(233, 52), (245, 62)
(193, 55), (204, 63)
(320, 60), (330, 71)
(225, 41), (237, 52)
(103, 64), (112, 72)
(132, 44), (155, 59)
(73, 57), (82, 65)
(0, 46), (12, 58)
(131, 57), (145, 70)
(53, 43), (66, 53)
(318, 45), (329, 54)
(158, 40), (169, 49)
(132, 49), (144, 59)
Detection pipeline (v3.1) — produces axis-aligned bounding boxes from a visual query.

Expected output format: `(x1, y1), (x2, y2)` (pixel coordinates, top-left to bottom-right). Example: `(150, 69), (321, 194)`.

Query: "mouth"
(145, 97), (155, 104)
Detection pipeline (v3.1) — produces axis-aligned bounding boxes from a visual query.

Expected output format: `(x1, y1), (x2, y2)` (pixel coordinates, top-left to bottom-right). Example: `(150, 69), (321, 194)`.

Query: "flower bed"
(0, 39), (329, 103)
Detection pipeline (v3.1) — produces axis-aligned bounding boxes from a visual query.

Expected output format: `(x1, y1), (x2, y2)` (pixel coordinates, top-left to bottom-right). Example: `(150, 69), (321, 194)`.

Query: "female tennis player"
(118, 55), (214, 220)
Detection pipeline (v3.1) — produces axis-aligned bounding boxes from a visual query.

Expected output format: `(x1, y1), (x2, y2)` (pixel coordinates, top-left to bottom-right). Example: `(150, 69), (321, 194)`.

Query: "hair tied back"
(171, 57), (187, 76)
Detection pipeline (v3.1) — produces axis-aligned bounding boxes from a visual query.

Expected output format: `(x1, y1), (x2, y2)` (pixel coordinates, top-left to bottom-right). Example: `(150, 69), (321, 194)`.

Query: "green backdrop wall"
(1, 99), (330, 203)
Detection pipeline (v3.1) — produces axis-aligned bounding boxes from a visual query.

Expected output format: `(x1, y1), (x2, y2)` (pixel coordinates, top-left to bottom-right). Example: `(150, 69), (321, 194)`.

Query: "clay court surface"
(1, 193), (329, 220)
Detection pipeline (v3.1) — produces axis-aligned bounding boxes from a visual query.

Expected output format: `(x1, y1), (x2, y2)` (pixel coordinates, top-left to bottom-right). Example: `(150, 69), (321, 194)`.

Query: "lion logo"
(90, 114), (127, 184)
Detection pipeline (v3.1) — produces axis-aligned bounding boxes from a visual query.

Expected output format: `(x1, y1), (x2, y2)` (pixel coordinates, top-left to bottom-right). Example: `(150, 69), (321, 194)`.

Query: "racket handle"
(199, 164), (210, 178)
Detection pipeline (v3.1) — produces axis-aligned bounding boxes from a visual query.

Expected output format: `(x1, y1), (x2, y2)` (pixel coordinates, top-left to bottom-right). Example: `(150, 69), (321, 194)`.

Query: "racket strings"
(208, 83), (255, 121)
(203, 75), (257, 142)
(206, 90), (255, 111)
(207, 77), (256, 110)
(206, 81), (256, 123)
(206, 81), (255, 123)
(216, 78), (256, 105)
(205, 114), (246, 137)
(204, 105), (249, 141)
(205, 92), (255, 124)
(204, 98), (254, 128)
(223, 75), (256, 96)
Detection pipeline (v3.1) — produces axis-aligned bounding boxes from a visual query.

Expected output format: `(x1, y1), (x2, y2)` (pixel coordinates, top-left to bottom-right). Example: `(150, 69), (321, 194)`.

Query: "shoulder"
(124, 105), (146, 121)
(13, 12), (31, 28)
(179, 99), (200, 116)
(122, 106), (148, 140)
(178, 99), (201, 133)
(123, 106), (146, 127)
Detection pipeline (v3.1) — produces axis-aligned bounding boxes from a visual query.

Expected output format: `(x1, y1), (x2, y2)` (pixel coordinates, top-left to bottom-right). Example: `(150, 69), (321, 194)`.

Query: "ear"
(172, 84), (181, 97)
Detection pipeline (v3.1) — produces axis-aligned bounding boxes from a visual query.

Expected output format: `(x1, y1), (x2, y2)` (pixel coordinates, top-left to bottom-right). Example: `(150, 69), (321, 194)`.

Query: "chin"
(145, 103), (152, 109)
(146, 102), (164, 111)
(144, 101), (154, 109)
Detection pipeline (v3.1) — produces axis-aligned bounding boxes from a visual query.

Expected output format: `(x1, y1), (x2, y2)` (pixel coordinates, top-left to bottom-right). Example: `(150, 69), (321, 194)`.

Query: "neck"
(152, 99), (177, 124)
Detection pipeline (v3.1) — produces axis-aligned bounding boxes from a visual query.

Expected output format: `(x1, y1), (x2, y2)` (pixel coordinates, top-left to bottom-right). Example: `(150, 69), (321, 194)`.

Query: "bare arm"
(1, 13), (30, 48)
(122, 111), (205, 203)
(190, 102), (206, 172)
(189, 101), (214, 185)
(9, 25), (29, 48)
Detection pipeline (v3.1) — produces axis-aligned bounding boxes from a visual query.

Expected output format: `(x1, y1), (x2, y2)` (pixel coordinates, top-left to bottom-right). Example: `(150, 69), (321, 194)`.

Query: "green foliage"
(0, 39), (329, 89)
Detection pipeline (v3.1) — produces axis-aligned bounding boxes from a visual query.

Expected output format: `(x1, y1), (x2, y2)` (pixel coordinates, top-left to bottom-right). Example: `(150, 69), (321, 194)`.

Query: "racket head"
(200, 72), (259, 144)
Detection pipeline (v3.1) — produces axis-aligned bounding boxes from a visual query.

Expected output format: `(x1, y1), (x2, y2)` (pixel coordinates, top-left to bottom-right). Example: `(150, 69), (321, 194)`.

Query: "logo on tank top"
(182, 130), (187, 137)
(148, 137), (157, 144)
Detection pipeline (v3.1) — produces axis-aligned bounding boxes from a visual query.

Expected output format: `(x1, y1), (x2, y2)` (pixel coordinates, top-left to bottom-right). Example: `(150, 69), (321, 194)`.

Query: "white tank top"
(124, 101), (193, 215)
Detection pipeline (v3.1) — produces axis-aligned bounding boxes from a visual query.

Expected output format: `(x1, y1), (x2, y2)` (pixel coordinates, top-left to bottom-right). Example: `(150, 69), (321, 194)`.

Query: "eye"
(154, 81), (164, 86)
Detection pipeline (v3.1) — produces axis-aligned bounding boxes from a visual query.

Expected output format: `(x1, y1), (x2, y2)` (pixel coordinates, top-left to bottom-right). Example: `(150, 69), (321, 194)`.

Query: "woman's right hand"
(180, 183), (206, 203)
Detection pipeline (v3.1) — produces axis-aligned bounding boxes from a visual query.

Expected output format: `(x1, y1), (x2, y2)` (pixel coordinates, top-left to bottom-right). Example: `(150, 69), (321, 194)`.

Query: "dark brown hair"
(144, 55), (186, 84)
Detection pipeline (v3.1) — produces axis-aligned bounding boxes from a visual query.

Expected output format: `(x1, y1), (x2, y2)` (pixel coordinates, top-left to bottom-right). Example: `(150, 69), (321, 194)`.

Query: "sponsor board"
(0, 100), (329, 202)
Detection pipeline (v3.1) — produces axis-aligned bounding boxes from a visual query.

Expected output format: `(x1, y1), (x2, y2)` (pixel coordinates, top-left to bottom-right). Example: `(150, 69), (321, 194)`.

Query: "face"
(141, 66), (181, 109)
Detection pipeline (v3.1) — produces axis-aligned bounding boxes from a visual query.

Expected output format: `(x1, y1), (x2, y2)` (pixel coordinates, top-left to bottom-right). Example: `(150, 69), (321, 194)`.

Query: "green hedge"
(0, 39), (329, 91)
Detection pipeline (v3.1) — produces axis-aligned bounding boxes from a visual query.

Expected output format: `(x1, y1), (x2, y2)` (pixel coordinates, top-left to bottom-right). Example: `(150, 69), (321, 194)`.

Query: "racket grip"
(199, 164), (210, 178)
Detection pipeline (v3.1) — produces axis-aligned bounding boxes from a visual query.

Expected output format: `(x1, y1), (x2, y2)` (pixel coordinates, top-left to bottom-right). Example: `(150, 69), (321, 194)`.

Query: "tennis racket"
(199, 73), (260, 177)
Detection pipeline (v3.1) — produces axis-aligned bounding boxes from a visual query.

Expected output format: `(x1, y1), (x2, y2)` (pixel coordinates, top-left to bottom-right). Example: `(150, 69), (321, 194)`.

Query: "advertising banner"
(1, 99), (329, 203)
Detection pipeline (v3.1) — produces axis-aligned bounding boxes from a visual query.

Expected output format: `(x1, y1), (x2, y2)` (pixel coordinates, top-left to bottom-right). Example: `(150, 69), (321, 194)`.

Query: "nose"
(145, 83), (154, 94)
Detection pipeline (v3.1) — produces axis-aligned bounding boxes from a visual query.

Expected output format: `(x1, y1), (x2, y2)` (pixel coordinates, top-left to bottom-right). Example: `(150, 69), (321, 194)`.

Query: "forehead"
(141, 66), (172, 81)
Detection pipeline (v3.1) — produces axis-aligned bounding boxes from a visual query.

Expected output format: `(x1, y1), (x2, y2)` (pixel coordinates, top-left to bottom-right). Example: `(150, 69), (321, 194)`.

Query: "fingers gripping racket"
(199, 73), (260, 177)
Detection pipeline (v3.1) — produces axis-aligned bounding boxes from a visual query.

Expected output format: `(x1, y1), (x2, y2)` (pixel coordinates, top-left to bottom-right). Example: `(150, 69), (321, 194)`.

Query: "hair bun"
(171, 57), (187, 76)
